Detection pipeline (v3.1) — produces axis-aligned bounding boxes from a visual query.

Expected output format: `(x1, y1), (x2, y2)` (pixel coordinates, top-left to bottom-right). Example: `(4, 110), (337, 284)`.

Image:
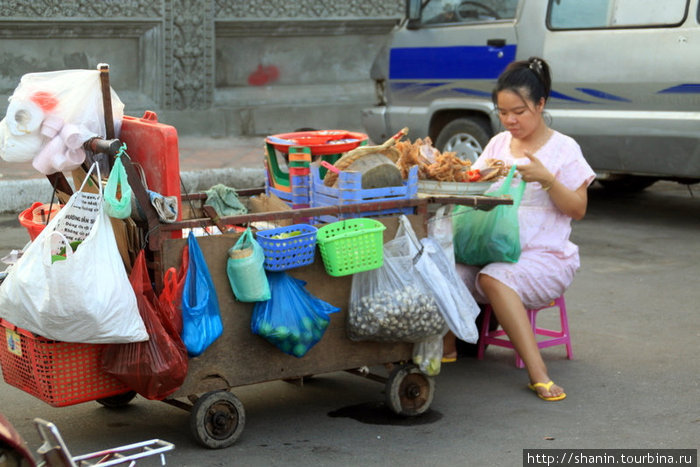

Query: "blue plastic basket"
(310, 165), (418, 223)
(256, 224), (318, 271)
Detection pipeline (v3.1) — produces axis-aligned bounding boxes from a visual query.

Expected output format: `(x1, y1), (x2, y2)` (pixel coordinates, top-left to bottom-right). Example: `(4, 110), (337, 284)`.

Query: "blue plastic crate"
(256, 224), (318, 271)
(310, 164), (418, 223)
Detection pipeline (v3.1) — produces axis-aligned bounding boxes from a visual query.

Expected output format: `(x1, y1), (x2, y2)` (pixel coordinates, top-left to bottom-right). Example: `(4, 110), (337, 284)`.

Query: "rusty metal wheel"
(189, 390), (245, 449)
(385, 363), (435, 416)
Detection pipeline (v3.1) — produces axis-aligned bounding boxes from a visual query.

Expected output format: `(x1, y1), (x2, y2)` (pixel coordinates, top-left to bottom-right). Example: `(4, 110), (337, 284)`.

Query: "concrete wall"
(0, 0), (403, 136)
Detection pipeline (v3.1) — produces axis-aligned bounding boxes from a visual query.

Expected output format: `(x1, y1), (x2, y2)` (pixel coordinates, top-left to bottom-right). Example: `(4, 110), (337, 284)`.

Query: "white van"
(362, 0), (700, 190)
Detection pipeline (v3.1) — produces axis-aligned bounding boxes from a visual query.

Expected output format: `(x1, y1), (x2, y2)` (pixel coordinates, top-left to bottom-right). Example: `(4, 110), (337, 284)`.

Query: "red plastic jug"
(119, 111), (181, 221)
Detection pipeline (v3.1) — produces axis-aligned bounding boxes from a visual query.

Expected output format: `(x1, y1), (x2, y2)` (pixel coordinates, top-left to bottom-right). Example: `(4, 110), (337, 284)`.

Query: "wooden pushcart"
(18, 125), (510, 449)
(0, 66), (512, 449)
(105, 193), (508, 449)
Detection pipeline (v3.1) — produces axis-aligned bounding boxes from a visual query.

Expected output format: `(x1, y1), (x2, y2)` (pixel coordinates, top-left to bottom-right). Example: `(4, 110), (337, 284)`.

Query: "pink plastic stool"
(476, 295), (573, 368)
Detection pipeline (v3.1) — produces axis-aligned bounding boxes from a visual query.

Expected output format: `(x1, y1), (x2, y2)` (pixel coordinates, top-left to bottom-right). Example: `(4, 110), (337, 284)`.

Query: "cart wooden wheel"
(189, 390), (246, 449)
(385, 363), (435, 416)
(96, 391), (137, 409)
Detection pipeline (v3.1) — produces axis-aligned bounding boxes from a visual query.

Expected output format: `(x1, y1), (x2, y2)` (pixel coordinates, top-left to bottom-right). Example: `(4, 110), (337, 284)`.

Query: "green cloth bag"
(104, 156), (133, 219)
(453, 164), (526, 266)
(226, 228), (271, 302)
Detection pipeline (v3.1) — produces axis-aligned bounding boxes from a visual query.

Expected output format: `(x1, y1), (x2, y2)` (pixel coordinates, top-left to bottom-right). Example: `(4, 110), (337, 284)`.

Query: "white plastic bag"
(412, 334), (443, 376)
(0, 119), (43, 162)
(415, 236), (480, 343)
(0, 163), (147, 343)
(427, 205), (455, 266)
(391, 214), (479, 343)
(0, 69), (124, 172)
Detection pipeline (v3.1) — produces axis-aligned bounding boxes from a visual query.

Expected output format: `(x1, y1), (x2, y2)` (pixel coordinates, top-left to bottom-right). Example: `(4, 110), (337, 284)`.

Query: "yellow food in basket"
(271, 231), (301, 239)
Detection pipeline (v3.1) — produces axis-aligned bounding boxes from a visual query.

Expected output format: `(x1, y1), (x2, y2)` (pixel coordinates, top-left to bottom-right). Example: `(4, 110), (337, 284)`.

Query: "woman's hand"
(518, 151), (554, 187)
(519, 151), (588, 220)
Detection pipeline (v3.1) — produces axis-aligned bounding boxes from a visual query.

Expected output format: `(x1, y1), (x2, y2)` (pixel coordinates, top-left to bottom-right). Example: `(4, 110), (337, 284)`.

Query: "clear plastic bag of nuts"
(347, 218), (446, 343)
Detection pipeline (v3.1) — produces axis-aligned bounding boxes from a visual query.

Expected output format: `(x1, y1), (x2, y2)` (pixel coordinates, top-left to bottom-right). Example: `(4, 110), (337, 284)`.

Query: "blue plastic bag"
(226, 228), (270, 302)
(251, 272), (340, 358)
(181, 232), (223, 357)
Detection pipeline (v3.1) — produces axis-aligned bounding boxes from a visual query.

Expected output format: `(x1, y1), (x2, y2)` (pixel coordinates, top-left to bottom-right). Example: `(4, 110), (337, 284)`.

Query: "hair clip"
(529, 58), (544, 74)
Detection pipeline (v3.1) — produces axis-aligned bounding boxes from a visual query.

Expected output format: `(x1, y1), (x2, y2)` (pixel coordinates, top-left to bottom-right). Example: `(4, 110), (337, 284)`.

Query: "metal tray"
(417, 180), (492, 196)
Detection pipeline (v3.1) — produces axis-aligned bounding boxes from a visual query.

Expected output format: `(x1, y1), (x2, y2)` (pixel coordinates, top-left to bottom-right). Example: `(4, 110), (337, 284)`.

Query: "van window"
(548, 0), (688, 29)
(420, 0), (517, 26)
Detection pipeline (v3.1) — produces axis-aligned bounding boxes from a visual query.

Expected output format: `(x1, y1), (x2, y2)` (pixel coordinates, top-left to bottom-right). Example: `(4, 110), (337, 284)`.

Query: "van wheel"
(598, 175), (658, 192)
(434, 118), (491, 164)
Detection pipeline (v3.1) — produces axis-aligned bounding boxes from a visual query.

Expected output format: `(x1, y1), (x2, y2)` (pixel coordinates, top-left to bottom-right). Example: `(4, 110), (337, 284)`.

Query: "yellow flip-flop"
(528, 381), (566, 401)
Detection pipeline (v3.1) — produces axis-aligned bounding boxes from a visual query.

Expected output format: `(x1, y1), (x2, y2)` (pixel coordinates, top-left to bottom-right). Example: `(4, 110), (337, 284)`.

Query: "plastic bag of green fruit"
(251, 271), (340, 357)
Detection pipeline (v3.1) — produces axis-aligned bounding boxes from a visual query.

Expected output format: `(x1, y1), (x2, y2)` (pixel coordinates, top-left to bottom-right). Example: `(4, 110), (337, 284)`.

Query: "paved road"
(0, 181), (698, 466)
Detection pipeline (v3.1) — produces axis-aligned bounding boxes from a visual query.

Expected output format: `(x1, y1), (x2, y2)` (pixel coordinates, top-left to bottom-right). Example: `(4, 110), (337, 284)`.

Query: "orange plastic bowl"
(18, 202), (62, 240)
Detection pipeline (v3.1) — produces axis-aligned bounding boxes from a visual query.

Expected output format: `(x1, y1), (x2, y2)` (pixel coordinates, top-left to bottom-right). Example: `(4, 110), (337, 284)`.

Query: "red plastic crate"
(0, 319), (130, 407)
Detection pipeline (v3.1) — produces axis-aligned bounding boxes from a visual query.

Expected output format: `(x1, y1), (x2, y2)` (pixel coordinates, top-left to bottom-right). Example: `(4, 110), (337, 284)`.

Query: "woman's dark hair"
(492, 56), (552, 107)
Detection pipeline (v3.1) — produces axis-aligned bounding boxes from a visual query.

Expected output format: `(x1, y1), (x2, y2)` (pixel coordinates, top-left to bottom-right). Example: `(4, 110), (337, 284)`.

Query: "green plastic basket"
(316, 218), (386, 277)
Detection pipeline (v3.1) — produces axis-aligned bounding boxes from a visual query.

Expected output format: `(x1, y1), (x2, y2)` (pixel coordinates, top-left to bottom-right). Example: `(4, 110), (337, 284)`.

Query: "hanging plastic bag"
(251, 271), (340, 358)
(427, 205), (455, 266)
(101, 251), (188, 400)
(0, 163), (147, 343)
(0, 118), (43, 163)
(159, 244), (189, 335)
(453, 165), (526, 266)
(348, 218), (446, 343)
(0, 69), (124, 171)
(226, 228), (270, 302)
(415, 236), (480, 343)
(422, 211), (481, 341)
(181, 231), (223, 357)
(104, 149), (132, 219)
(412, 334), (443, 376)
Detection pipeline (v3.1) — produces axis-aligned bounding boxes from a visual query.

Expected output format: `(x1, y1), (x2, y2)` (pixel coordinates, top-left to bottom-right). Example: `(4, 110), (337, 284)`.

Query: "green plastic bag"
(226, 228), (271, 302)
(453, 164), (526, 266)
(104, 156), (132, 219)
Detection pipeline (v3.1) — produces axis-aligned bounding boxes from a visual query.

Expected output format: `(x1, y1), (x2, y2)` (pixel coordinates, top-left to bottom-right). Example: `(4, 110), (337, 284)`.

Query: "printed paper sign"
(55, 191), (101, 244)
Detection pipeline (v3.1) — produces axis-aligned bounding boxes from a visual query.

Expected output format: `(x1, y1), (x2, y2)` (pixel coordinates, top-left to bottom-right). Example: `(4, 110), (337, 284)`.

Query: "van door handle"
(487, 39), (506, 48)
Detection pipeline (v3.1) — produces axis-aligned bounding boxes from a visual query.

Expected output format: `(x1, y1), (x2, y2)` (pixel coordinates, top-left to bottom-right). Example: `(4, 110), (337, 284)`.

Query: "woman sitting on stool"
(443, 57), (595, 402)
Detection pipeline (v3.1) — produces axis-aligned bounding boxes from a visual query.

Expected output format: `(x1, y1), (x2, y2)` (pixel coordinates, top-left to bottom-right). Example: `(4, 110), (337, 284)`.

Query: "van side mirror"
(406, 0), (422, 28)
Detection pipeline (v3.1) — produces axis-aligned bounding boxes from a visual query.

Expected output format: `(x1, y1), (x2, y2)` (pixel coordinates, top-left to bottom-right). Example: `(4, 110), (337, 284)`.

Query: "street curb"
(0, 168), (266, 214)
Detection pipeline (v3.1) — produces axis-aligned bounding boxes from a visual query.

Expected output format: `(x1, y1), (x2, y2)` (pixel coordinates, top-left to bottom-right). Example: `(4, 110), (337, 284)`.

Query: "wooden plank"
(98, 64), (115, 141)
(161, 215), (426, 398)
(45, 173), (73, 197)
